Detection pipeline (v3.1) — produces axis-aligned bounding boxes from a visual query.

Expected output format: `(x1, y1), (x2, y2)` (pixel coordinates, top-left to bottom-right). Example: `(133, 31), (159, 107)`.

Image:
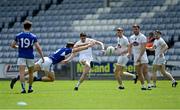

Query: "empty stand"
(0, 0), (180, 63)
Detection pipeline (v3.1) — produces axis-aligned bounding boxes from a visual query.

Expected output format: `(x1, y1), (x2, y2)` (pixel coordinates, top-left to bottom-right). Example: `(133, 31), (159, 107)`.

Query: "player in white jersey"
(63, 32), (105, 91)
(114, 28), (138, 90)
(147, 30), (178, 87)
(128, 24), (151, 90)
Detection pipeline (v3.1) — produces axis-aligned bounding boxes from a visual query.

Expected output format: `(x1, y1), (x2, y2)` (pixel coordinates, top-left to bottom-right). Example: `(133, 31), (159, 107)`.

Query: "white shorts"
(153, 57), (166, 65)
(134, 57), (149, 65)
(79, 59), (92, 67)
(17, 58), (34, 67)
(117, 55), (129, 67)
(35, 57), (54, 73)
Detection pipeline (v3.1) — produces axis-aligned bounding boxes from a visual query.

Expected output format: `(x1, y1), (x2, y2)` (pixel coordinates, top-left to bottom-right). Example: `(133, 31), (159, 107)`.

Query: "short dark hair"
(80, 32), (87, 37)
(132, 24), (140, 29)
(155, 30), (162, 35)
(66, 42), (75, 48)
(149, 32), (154, 37)
(23, 20), (32, 30)
(116, 27), (123, 31)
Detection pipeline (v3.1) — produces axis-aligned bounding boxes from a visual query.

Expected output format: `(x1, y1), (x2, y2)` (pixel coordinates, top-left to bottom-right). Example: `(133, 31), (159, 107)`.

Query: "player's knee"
(115, 66), (121, 72)
(114, 68), (119, 74)
(47, 75), (55, 82)
(82, 73), (88, 78)
(143, 67), (148, 72)
(159, 68), (165, 74)
(80, 60), (86, 65)
(160, 70), (166, 75)
(34, 64), (41, 72)
(48, 77), (54, 82)
(114, 72), (118, 77)
(114, 74), (120, 79)
(84, 68), (90, 73)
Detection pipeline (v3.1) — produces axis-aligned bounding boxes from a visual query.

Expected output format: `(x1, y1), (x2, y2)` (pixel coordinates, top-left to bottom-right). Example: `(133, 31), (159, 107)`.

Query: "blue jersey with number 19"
(15, 32), (37, 59)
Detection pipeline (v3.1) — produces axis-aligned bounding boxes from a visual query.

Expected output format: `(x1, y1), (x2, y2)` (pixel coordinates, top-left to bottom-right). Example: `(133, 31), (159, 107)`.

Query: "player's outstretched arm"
(34, 42), (44, 63)
(73, 42), (89, 48)
(72, 42), (94, 53)
(61, 53), (76, 64)
(62, 43), (95, 64)
(93, 40), (105, 50)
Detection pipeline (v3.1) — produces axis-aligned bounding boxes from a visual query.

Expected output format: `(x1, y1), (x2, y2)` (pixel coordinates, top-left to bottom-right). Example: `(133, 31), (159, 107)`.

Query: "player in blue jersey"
(11, 20), (44, 93)
(10, 42), (95, 89)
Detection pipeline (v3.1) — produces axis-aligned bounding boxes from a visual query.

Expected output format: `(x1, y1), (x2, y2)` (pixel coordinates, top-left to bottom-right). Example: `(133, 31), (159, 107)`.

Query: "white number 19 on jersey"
(20, 38), (33, 48)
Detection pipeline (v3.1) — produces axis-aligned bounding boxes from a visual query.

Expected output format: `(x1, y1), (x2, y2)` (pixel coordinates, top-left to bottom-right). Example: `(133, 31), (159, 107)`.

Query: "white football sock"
(172, 79), (176, 83)
(76, 81), (80, 87)
(148, 83), (152, 87)
(132, 74), (136, 79)
(142, 84), (146, 88)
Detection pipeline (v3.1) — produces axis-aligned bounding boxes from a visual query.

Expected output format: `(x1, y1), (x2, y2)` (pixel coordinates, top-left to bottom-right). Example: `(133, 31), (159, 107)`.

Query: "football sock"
(76, 81), (80, 87)
(21, 82), (25, 90)
(29, 85), (32, 90)
(148, 83), (151, 87)
(119, 84), (124, 87)
(153, 82), (156, 86)
(172, 79), (176, 83)
(132, 74), (136, 79)
(142, 84), (146, 88)
(16, 75), (20, 80)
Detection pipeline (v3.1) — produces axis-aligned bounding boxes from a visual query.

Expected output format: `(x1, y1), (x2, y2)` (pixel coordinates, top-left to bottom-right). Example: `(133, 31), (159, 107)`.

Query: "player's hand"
(136, 57), (141, 64)
(15, 45), (19, 48)
(61, 60), (68, 64)
(88, 41), (95, 47)
(101, 49), (106, 55)
(42, 58), (45, 63)
(127, 53), (131, 58)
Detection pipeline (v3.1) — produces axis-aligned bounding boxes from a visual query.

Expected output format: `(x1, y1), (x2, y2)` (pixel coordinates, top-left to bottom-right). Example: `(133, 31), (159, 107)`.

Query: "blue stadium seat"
(0, 0), (180, 63)
(174, 49), (180, 55)
(174, 42), (180, 48)
(169, 55), (178, 61)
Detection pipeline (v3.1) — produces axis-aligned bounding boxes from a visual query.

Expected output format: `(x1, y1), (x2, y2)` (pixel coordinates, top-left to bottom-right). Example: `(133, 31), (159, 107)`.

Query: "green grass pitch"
(0, 80), (179, 109)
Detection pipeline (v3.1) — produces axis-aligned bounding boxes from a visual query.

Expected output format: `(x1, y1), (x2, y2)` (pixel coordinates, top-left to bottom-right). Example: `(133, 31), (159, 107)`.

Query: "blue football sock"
(29, 85), (32, 90)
